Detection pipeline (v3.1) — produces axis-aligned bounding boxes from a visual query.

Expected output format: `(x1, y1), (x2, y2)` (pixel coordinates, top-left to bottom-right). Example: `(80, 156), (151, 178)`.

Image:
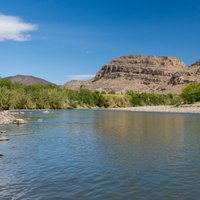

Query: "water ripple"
(1, 110), (200, 199)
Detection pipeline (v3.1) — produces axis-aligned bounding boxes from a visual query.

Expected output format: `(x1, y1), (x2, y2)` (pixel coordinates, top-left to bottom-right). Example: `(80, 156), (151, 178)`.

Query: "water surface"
(0, 110), (200, 199)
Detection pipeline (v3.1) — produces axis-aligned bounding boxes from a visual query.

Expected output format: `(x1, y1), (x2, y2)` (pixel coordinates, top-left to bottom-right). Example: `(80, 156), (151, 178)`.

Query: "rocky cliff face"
(64, 55), (200, 93)
(190, 60), (200, 68)
(94, 55), (186, 81)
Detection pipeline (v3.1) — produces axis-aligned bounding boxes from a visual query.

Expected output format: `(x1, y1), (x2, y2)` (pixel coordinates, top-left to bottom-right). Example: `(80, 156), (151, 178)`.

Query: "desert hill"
(5, 75), (55, 86)
(63, 55), (200, 93)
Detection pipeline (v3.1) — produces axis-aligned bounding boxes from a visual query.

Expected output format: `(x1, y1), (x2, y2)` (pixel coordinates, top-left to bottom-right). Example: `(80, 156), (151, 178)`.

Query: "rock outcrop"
(0, 137), (9, 141)
(63, 80), (88, 90)
(94, 55), (186, 81)
(63, 55), (200, 93)
(190, 60), (200, 68)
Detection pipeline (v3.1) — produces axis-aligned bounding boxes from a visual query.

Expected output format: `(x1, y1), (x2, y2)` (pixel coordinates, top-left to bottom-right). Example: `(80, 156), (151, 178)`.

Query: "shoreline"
(108, 105), (200, 114)
(1, 104), (200, 117)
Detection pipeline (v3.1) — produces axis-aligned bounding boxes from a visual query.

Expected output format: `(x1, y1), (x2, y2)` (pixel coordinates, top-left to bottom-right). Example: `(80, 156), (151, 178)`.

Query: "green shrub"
(0, 78), (13, 89)
(129, 93), (142, 106)
(0, 80), (186, 110)
(126, 91), (179, 106)
(181, 83), (200, 103)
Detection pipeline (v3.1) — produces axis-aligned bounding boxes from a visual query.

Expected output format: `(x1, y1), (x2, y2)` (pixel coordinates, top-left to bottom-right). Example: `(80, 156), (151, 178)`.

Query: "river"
(0, 110), (200, 199)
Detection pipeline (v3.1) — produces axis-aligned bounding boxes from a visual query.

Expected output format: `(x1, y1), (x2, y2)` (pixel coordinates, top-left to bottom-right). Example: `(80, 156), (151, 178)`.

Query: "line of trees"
(0, 79), (106, 109)
(0, 78), (199, 110)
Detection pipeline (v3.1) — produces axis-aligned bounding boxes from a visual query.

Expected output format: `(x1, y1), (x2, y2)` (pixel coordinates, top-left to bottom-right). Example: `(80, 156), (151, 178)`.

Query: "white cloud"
(67, 74), (95, 80)
(0, 14), (38, 41)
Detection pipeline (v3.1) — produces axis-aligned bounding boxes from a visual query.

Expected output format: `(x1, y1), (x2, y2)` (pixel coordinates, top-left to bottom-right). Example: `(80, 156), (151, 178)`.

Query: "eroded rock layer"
(64, 55), (200, 93)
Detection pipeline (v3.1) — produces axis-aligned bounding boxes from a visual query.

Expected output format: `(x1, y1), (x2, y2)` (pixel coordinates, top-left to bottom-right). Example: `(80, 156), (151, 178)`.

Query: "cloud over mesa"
(0, 14), (38, 41)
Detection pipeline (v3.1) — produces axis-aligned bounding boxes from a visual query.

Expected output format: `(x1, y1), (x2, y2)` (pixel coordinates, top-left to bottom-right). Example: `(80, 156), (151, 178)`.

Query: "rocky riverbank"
(0, 111), (16, 125)
(109, 105), (200, 114)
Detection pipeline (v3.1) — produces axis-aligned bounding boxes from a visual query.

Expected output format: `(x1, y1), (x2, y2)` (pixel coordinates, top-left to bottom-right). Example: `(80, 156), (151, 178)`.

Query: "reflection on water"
(0, 110), (200, 199)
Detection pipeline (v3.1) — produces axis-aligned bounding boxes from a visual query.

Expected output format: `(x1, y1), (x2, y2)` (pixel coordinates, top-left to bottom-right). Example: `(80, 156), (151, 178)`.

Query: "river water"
(0, 110), (200, 200)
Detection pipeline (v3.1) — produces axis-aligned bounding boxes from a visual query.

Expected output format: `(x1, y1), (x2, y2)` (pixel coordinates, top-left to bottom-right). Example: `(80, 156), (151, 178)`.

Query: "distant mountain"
(63, 55), (200, 94)
(5, 75), (55, 86)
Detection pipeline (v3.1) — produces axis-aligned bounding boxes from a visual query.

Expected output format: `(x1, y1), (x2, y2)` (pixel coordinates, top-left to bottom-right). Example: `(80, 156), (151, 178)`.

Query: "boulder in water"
(43, 110), (50, 114)
(0, 137), (9, 141)
(0, 130), (7, 133)
(13, 119), (27, 124)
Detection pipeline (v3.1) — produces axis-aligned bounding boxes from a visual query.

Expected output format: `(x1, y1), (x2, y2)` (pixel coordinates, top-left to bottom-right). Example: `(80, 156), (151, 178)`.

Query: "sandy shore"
(109, 105), (200, 114)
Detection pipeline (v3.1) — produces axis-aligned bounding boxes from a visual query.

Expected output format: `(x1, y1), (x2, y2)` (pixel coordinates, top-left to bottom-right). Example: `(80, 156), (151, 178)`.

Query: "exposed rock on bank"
(63, 55), (200, 93)
(109, 105), (200, 114)
(0, 111), (16, 125)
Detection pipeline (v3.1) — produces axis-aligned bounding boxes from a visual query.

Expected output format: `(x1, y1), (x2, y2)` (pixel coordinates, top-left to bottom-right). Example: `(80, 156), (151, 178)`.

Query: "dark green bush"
(0, 78), (13, 89)
(129, 93), (143, 106)
(127, 91), (179, 106)
(181, 83), (200, 103)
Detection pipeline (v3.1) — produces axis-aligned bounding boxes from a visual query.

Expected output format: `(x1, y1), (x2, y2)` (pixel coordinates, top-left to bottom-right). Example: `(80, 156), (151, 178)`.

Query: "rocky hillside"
(63, 80), (88, 90)
(190, 60), (200, 68)
(5, 75), (55, 86)
(63, 55), (200, 94)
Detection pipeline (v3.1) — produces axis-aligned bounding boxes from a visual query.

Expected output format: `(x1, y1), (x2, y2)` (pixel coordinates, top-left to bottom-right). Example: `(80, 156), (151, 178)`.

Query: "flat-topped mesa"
(63, 55), (200, 93)
(94, 55), (186, 81)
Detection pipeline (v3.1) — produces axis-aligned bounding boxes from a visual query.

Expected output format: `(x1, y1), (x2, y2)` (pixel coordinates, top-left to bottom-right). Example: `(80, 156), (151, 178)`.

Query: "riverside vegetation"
(0, 78), (199, 110)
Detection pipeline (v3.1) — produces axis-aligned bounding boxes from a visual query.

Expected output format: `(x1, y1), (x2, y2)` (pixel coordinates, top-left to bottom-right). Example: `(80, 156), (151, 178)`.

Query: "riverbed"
(0, 110), (200, 199)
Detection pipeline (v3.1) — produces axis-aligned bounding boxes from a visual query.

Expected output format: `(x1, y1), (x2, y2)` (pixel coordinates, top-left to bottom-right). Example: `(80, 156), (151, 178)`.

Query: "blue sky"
(0, 0), (200, 84)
